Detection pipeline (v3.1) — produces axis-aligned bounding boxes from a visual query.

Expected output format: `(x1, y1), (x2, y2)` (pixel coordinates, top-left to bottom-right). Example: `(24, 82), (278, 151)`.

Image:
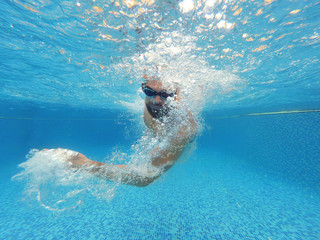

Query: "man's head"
(142, 78), (178, 119)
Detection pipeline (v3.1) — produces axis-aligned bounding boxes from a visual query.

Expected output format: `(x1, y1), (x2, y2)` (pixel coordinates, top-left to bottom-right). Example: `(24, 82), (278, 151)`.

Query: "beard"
(146, 104), (170, 119)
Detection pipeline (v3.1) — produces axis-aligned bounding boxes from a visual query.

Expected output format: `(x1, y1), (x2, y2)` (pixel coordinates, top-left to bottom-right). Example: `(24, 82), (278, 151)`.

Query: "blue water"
(1, 103), (319, 239)
(1, 0), (320, 239)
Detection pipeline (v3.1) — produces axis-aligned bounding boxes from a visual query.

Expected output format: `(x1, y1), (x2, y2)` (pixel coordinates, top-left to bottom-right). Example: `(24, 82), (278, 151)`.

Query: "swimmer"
(43, 77), (197, 186)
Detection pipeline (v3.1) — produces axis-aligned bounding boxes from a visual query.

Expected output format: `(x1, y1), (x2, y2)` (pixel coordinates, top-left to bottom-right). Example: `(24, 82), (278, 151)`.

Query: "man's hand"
(68, 152), (91, 168)
(41, 148), (92, 168)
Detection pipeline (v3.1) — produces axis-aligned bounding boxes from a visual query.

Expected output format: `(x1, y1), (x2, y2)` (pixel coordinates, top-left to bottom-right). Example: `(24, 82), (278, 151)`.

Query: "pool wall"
(1, 102), (319, 191)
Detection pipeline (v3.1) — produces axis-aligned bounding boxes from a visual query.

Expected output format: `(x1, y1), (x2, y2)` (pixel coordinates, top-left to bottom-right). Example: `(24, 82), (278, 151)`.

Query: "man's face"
(143, 80), (175, 119)
(144, 80), (166, 107)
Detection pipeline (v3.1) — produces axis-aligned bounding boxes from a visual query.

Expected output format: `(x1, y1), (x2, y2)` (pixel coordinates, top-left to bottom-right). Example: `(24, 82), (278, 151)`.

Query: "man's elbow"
(133, 176), (157, 187)
(135, 182), (151, 187)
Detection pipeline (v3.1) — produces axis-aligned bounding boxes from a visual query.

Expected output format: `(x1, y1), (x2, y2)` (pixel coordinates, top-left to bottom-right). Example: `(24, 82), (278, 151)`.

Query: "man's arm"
(104, 115), (196, 186)
(150, 116), (197, 167)
(46, 115), (197, 187)
(62, 152), (162, 187)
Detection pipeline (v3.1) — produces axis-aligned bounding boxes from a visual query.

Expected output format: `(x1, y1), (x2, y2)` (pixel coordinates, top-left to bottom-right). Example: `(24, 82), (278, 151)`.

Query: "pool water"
(1, 0), (320, 239)
(1, 103), (319, 239)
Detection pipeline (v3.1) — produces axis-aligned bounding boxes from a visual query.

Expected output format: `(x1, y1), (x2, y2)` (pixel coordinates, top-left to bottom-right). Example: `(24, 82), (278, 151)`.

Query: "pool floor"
(1, 148), (319, 239)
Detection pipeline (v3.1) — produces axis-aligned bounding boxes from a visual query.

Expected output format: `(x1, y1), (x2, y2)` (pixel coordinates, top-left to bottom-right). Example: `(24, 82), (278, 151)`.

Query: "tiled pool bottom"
(1, 149), (319, 240)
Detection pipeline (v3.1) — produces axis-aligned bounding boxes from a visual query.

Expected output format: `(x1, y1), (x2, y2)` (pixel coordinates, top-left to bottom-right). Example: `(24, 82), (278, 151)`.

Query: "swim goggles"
(141, 83), (175, 99)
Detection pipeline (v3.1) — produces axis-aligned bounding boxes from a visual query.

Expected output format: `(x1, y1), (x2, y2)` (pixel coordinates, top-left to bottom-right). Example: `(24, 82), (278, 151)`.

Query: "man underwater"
(43, 77), (197, 186)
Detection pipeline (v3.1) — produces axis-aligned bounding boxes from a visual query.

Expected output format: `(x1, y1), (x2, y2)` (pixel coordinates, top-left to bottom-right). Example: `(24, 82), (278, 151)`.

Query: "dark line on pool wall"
(0, 109), (319, 120)
(0, 117), (116, 121)
(209, 109), (320, 119)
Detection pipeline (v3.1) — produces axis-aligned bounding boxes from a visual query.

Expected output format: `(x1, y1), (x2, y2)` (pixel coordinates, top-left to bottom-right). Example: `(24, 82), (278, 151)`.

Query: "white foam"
(12, 149), (117, 211)
(113, 31), (241, 114)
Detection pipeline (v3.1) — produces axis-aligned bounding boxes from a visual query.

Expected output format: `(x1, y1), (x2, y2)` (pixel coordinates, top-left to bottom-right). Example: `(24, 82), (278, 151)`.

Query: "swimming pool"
(1, 0), (320, 239)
